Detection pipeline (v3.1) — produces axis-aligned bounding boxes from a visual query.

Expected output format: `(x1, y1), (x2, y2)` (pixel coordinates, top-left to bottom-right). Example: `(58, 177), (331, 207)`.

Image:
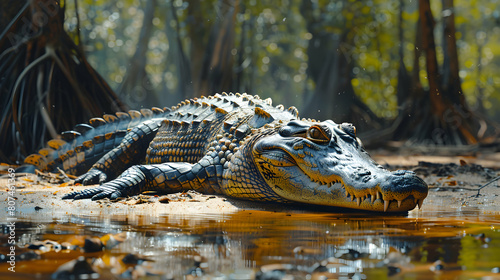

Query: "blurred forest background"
(0, 0), (499, 163)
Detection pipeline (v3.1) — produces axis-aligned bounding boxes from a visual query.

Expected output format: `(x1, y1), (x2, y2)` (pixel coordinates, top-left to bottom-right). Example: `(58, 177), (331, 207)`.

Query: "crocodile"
(23, 92), (428, 212)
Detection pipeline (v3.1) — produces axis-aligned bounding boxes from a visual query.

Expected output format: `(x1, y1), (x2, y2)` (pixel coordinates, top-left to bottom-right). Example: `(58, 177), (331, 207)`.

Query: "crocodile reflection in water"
(3, 211), (498, 279)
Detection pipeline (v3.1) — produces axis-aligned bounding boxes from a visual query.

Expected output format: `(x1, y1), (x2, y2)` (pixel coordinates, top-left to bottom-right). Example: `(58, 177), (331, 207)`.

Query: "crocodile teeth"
(356, 197), (361, 206)
(376, 192), (381, 200)
(371, 194), (375, 203)
(418, 199), (423, 209)
(397, 200), (402, 208)
(384, 200), (389, 212)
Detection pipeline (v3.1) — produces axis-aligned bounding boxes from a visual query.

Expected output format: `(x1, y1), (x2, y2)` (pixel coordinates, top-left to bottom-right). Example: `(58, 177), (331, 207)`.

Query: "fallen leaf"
(58, 182), (70, 188)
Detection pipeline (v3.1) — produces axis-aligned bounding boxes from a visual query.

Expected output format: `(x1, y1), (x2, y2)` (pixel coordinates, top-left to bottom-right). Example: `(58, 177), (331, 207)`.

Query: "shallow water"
(1, 205), (500, 280)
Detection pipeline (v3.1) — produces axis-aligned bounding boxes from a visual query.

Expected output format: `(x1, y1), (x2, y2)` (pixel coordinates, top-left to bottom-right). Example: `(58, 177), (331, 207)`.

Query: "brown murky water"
(1, 205), (500, 280)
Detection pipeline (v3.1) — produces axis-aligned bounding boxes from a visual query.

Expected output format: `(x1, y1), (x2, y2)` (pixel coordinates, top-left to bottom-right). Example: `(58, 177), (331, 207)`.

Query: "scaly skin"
(24, 92), (428, 212)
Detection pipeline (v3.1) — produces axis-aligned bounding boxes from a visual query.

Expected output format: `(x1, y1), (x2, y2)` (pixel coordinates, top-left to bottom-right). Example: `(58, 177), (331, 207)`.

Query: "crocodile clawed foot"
(74, 168), (108, 185)
(62, 187), (106, 200)
(63, 179), (137, 200)
(64, 166), (147, 201)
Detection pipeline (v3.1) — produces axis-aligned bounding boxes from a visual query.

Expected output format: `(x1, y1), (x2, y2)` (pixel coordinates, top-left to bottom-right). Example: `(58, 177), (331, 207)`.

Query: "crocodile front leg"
(64, 165), (148, 200)
(74, 119), (161, 185)
(63, 159), (223, 200)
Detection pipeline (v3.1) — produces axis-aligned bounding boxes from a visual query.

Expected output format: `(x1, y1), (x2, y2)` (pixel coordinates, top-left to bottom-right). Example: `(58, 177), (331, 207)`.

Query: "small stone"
(159, 197), (170, 204)
(84, 237), (103, 253)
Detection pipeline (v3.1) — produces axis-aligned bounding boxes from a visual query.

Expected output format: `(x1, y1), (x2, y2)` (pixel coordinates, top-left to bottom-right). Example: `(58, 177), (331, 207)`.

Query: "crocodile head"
(251, 120), (428, 212)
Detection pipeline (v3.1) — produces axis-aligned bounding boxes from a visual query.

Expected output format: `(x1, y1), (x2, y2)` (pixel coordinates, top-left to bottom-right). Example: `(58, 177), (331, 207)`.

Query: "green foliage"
(63, 0), (500, 119)
(453, 0), (500, 116)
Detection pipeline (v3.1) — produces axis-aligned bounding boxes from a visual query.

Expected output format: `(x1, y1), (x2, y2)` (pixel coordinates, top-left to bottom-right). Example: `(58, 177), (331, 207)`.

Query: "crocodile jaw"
(252, 122), (428, 212)
(253, 157), (427, 212)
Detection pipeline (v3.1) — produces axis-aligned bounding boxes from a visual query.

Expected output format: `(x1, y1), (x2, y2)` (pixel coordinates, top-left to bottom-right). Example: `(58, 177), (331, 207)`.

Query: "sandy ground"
(1, 152), (499, 217)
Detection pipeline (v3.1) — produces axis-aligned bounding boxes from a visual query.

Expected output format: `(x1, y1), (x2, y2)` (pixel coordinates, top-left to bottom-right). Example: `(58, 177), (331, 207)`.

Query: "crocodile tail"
(21, 107), (165, 175)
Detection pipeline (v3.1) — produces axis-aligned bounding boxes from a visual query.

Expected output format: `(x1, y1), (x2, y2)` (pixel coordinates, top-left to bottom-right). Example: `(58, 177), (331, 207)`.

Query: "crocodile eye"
(341, 123), (356, 138)
(307, 126), (330, 143)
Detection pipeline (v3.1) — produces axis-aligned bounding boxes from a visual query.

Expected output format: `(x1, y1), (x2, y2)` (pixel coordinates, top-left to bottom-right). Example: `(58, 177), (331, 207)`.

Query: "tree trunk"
(439, 0), (477, 144)
(162, 0), (191, 104)
(420, 0), (446, 117)
(186, 0), (207, 98)
(396, 0), (411, 110)
(392, 13), (427, 142)
(393, 0), (484, 145)
(234, 2), (247, 93)
(300, 0), (381, 131)
(0, 0), (126, 163)
(474, 41), (486, 115)
(441, 0), (463, 105)
(198, 0), (238, 96)
(303, 31), (353, 121)
(118, 0), (158, 107)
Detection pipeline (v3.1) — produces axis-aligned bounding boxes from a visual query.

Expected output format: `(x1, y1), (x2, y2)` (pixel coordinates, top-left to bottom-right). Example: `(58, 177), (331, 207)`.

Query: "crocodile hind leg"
(63, 159), (222, 200)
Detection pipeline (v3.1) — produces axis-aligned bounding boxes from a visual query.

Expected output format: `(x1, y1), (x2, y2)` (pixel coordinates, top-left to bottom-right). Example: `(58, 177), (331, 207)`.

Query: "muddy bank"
(1, 153), (499, 216)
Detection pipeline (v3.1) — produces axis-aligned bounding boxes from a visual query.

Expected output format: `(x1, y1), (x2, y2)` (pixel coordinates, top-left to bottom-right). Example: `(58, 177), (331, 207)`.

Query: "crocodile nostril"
(353, 167), (371, 182)
(356, 168), (371, 176)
